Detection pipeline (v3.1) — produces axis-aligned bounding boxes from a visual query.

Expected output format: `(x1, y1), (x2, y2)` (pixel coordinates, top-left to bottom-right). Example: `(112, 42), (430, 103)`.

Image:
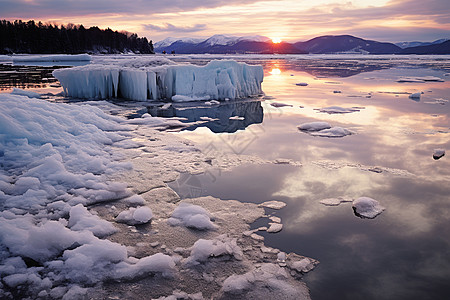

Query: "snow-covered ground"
(0, 93), (315, 299)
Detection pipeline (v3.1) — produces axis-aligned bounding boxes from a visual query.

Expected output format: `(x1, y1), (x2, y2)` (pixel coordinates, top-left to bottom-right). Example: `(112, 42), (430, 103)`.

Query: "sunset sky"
(1, 0), (449, 43)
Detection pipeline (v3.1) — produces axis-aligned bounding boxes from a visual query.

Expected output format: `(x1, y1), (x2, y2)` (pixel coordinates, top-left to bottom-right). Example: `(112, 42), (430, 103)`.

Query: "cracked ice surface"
(53, 58), (264, 102)
(0, 94), (315, 299)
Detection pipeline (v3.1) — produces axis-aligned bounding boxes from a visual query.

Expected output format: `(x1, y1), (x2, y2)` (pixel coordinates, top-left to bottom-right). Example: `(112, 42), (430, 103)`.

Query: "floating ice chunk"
(12, 54), (91, 62)
(11, 88), (41, 98)
(199, 116), (219, 122)
(68, 204), (118, 237)
(309, 127), (353, 138)
(115, 206), (153, 225)
(229, 116), (245, 120)
(397, 76), (444, 83)
(204, 100), (220, 105)
(270, 102), (293, 108)
(125, 113), (195, 130)
(409, 92), (422, 100)
(269, 216), (281, 223)
(319, 196), (353, 206)
(297, 121), (331, 132)
(267, 223), (283, 233)
(288, 257), (315, 273)
(425, 98), (448, 105)
(167, 202), (216, 230)
(318, 106), (361, 114)
(259, 201), (286, 210)
(433, 149), (445, 160)
(319, 198), (342, 206)
(184, 235), (242, 266)
(352, 197), (385, 219)
(396, 77), (425, 83)
(295, 82), (308, 86)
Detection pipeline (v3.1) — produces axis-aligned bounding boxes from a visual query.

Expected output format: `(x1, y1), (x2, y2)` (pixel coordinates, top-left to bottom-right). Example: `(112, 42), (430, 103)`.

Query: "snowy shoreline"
(0, 94), (316, 299)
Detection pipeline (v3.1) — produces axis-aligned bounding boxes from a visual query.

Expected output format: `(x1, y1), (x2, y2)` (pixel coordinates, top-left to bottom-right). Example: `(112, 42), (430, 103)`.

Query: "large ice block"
(53, 58), (264, 101)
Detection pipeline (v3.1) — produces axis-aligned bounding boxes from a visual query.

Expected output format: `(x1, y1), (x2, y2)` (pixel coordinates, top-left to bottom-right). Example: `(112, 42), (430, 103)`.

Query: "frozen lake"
(167, 55), (450, 300)
(1, 54), (449, 299)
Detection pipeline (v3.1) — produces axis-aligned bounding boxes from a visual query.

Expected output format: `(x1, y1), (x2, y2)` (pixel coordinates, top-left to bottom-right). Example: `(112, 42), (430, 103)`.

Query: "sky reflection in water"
(173, 57), (450, 300)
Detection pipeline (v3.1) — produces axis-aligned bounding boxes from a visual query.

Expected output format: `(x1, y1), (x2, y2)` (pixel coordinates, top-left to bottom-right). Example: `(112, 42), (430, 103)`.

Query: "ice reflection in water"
(148, 99), (263, 133)
(173, 56), (450, 300)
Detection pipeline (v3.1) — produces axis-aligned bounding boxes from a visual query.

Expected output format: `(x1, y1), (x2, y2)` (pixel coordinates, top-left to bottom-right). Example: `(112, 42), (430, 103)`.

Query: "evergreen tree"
(0, 19), (155, 54)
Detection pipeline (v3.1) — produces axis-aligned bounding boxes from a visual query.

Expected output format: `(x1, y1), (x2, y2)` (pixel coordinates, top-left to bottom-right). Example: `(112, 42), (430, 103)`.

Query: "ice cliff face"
(53, 58), (264, 102)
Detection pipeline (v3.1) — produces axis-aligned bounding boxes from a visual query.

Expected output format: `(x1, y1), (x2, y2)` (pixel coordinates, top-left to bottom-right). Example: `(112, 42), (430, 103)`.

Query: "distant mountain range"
(155, 34), (449, 55)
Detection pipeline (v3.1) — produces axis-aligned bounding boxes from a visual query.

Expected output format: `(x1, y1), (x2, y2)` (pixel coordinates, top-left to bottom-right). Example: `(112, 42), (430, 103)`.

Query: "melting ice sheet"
(0, 94), (315, 299)
(53, 58), (264, 102)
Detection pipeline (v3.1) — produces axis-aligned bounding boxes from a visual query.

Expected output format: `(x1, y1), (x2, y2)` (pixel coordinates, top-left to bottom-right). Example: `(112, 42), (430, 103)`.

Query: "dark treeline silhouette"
(0, 20), (154, 54)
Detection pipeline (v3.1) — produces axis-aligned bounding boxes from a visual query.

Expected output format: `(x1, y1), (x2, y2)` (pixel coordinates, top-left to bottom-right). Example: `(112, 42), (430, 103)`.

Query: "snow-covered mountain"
(395, 39), (448, 49)
(155, 34), (270, 49)
(202, 34), (270, 46)
(154, 37), (204, 49)
(154, 34), (450, 55)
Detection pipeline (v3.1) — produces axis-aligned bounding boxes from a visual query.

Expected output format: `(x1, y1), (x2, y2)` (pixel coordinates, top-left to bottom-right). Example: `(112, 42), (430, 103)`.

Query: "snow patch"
(115, 206), (153, 225)
(11, 88), (41, 98)
(167, 202), (216, 230)
(184, 235), (242, 266)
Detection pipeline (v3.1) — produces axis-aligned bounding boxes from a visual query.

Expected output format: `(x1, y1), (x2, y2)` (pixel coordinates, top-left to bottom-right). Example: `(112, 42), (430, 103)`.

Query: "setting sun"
(271, 37), (282, 43)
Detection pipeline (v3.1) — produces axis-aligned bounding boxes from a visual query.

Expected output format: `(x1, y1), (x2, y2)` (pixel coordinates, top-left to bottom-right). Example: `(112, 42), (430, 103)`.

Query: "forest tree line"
(0, 20), (154, 54)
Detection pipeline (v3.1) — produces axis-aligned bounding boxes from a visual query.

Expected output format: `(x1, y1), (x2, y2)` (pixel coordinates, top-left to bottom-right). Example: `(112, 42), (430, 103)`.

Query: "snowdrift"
(53, 58), (264, 102)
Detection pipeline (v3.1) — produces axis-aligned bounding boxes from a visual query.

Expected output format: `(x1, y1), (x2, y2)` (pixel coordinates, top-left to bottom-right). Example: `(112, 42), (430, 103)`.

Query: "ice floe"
(319, 196), (353, 206)
(297, 121), (331, 132)
(433, 149), (445, 160)
(298, 122), (353, 138)
(352, 197), (386, 219)
(53, 58), (263, 102)
(409, 92), (422, 100)
(270, 102), (293, 108)
(12, 54), (91, 63)
(317, 106), (361, 114)
(259, 201), (287, 210)
(309, 126), (353, 137)
(396, 76), (444, 83)
(267, 223), (283, 233)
